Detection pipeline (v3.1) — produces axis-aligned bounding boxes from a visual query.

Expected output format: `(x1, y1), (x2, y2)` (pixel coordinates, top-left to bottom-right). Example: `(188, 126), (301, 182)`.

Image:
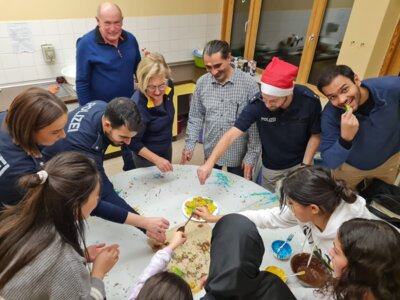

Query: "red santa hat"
(260, 57), (298, 97)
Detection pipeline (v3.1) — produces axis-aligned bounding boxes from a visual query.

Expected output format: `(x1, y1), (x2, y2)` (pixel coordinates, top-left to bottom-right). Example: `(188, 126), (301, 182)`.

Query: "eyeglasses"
(147, 83), (167, 93)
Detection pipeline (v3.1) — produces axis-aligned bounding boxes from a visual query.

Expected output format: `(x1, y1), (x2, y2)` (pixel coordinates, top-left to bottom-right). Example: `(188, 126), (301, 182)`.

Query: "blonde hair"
(137, 53), (171, 95)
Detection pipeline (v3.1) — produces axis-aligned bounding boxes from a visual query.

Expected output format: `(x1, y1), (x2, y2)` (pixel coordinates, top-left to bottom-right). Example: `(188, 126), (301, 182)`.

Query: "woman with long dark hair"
(293, 218), (400, 300)
(196, 166), (372, 268)
(0, 87), (68, 207)
(0, 152), (119, 299)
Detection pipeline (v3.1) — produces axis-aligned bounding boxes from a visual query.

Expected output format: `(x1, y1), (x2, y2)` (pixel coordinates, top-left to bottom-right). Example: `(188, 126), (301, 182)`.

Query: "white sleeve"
(128, 247), (173, 300)
(290, 287), (332, 300)
(238, 206), (298, 229)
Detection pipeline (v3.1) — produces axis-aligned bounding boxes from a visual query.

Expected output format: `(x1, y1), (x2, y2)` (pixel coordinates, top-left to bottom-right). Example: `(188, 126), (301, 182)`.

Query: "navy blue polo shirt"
(130, 80), (175, 157)
(42, 101), (140, 225)
(0, 112), (44, 206)
(235, 85), (321, 170)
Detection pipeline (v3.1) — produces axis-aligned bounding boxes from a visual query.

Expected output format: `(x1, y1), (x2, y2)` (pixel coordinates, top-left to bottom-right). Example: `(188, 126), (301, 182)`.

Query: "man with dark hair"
(197, 57), (321, 192)
(318, 65), (400, 189)
(43, 98), (169, 242)
(181, 40), (261, 179)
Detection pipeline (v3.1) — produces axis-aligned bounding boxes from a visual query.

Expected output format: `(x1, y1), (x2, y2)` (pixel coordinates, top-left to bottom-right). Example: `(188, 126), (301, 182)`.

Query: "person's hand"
(242, 163), (253, 180)
(147, 231), (167, 243)
(194, 207), (220, 223)
(91, 244), (120, 280)
(200, 275), (208, 288)
(155, 157), (173, 173)
(181, 150), (193, 164)
(340, 108), (359, 142)
(86, 243), (106, 262)
(143, 217), (170, 243)
(197, 164), (213, 185)
(169, 231), (187, 250)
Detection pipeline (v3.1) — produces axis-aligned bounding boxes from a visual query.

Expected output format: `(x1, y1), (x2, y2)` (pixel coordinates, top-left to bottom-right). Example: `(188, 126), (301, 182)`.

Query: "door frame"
(222, 0), (335, 83)
(379, 19), (400, 76)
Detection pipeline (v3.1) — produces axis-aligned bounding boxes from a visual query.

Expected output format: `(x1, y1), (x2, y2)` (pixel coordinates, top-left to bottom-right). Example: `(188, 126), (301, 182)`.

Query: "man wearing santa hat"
(197, 57), (322, 192)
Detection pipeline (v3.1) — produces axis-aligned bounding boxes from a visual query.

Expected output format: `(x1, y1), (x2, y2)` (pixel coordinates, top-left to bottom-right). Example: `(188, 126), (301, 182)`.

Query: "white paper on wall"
(7, 23), (34, 53)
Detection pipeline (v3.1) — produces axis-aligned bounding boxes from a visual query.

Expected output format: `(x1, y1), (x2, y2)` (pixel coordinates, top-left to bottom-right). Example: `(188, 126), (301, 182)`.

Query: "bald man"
(76, 2), (140, 106)
(76, 2), (141, 170)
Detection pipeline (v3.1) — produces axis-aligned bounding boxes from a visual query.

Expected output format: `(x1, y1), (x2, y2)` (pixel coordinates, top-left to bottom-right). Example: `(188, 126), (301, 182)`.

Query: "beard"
(104, 130), (123, 146)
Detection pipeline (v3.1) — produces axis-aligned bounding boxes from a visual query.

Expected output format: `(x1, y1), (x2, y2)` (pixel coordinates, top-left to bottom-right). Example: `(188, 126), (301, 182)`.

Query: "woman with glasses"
(130, 53), (175, 172)
(195, 166), (372, 270)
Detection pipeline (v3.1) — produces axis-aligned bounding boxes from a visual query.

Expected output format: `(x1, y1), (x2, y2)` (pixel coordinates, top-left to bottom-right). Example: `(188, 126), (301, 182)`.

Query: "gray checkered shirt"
(185, 69), (261, 167)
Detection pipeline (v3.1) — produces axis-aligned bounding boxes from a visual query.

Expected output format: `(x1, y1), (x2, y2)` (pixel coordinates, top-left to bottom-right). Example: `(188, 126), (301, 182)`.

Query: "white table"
(86, 164), (304, 299)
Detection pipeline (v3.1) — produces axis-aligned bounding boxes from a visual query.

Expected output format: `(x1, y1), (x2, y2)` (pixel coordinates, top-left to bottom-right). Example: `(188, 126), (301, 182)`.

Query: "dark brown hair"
(0, 151), (100, 288)
(317, 65), (355, 94)
(280, 166), (357, 213)
(322, 218), (400, 300)
(3, 87), (68, 157)
(203, 40), (231, 59)
(136, 271), (193, 300)
(104, 97), (144, 132)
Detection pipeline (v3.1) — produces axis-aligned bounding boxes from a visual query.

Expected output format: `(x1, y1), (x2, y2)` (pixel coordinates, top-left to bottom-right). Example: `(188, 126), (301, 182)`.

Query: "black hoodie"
(201, 214), (296, 300)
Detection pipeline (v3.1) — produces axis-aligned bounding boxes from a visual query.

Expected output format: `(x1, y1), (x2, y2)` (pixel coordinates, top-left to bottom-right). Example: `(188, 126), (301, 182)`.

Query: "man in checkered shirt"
(181, 40), (261, 180)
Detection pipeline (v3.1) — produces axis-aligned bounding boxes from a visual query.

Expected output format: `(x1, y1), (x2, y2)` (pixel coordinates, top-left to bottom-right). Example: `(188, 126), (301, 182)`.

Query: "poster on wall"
(7, 23), (34, 53)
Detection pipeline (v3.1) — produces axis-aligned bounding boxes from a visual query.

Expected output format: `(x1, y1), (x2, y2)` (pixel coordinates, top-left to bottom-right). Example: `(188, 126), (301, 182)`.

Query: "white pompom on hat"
(260, 57), (298, 97)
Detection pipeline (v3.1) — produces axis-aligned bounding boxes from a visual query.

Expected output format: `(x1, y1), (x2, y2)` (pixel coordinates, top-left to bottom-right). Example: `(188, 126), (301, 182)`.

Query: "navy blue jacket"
(0, 113), (45, 206)
(320, 76), (400, 169)
(76, 27), (141, 105)
(42, 101), (140, 225)
(235, 85), (321, 170)
(130, 81), (175, 157)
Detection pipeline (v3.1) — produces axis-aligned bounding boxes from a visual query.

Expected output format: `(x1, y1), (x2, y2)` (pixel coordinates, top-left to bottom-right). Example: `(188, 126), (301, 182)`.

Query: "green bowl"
(193, 49), (205, 68)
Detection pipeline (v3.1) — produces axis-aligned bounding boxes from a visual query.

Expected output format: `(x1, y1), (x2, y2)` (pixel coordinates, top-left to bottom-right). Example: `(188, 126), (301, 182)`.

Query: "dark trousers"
(213, 164), (244, 177)
(121, 144), (136, 171)
(132, 146), (173, 168)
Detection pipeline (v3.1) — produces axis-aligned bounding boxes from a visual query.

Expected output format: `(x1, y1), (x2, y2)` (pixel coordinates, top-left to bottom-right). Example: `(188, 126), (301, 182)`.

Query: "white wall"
(0, 13), (221, 87)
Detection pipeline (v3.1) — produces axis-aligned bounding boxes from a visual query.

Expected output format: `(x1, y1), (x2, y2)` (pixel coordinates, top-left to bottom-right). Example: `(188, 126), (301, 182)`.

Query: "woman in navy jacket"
(0, 87), (68, 207)
(130, 53), (175, 173)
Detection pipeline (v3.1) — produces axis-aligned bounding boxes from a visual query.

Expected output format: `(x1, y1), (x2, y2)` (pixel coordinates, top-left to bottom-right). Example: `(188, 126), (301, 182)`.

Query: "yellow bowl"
(265, 265), (287, 282)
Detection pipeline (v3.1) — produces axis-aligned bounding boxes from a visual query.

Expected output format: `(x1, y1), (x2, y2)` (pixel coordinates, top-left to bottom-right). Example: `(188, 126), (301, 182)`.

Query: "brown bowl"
(290, 253), (332, 288)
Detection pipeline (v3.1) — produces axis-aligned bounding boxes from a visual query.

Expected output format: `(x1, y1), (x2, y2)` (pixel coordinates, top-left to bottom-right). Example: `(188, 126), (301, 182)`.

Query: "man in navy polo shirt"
(197, 57), (322, 192)
(318, 65), (400, 189)
(43, 98), (169, 243)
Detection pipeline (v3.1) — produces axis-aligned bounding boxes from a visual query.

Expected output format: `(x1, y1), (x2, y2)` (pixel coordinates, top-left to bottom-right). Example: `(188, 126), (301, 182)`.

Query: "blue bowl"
(271, 240), (292, 260)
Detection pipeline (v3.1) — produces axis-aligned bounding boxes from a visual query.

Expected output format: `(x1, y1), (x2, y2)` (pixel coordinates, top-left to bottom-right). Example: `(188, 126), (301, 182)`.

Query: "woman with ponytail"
(196, 166), (372, 267)
(0, 152), (119, 300)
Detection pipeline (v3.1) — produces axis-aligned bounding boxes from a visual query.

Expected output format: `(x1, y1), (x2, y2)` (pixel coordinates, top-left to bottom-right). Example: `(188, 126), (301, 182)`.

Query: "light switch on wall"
(41, 44), (56, 64)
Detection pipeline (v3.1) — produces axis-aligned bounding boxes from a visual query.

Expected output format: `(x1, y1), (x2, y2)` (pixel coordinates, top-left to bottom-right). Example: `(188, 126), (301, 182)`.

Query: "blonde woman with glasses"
(130, 53), (174, 172)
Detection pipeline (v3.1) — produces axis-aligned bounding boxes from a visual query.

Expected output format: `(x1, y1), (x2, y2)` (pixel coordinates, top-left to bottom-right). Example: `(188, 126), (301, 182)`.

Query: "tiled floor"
(104, 127), (205, 177)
